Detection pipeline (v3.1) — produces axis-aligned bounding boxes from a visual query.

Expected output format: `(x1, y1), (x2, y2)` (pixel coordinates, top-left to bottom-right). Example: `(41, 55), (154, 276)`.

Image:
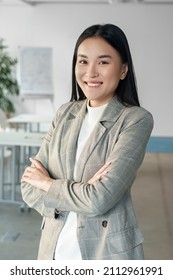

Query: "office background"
(0, 1), (173, 260)
(0, 1), (172, 138)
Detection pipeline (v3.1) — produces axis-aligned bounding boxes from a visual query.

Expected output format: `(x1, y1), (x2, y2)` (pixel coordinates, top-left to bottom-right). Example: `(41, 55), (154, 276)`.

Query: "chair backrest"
(0, 109), (8, 130)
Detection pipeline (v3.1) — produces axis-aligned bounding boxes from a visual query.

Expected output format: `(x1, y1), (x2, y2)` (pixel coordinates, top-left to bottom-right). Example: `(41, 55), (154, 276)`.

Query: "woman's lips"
(85, 82), (103, 87)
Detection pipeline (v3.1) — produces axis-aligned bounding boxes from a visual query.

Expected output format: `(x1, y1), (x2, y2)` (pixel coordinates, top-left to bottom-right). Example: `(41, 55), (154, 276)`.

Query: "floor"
(0, 152), (173, 260)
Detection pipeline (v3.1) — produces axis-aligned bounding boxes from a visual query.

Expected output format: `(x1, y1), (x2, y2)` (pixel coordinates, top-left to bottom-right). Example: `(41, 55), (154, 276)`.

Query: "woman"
(21, 24), (154, 260)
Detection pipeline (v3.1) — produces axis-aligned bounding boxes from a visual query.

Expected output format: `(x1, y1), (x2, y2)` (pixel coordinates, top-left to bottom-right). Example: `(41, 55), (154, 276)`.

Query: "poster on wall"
(18, 47), (53, 97)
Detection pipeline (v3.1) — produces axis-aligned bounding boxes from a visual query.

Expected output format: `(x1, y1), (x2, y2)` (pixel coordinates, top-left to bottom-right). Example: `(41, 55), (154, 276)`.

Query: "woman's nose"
(85, 64), (99, 78)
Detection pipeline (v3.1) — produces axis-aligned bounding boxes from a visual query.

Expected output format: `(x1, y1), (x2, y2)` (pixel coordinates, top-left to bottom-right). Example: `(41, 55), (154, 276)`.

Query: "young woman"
(21, 24), (154, 260)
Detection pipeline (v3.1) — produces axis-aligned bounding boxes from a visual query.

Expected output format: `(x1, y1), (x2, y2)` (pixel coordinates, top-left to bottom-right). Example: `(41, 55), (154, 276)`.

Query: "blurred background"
(0, 0), (172, 260)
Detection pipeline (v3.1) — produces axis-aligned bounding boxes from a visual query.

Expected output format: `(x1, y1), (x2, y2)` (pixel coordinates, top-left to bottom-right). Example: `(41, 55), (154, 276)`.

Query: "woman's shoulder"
(55, 100), (86, 116)
(123, 105), (154, 129)
(51, 100), (86, 125)
(111, 96), (153, 124)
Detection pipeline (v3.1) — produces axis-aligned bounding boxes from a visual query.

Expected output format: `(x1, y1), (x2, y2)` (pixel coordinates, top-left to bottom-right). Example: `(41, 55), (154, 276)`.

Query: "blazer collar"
(69, 96), (126, 124)
(100, 96), (126, 123)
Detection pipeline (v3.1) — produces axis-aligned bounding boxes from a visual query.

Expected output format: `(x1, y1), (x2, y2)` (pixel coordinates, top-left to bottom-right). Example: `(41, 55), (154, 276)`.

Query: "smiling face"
(75, 37), (128, 107)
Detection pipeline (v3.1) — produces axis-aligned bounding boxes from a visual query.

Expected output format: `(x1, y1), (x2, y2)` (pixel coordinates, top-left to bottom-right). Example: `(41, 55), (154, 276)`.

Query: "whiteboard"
(18, 47), (53, 96)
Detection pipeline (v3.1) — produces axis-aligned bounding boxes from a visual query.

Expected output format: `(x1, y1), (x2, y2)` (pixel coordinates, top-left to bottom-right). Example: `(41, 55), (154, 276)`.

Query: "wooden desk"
(0, 131), (44, 203)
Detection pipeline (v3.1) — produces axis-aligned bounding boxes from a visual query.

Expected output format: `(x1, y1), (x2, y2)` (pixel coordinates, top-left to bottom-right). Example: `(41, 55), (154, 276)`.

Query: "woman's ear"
(120, 63), (128, 80)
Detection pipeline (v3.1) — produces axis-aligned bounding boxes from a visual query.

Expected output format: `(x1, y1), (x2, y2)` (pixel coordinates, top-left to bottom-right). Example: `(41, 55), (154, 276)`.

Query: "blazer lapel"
(62, 100), (87, 179)
(75, 97), (126, 181)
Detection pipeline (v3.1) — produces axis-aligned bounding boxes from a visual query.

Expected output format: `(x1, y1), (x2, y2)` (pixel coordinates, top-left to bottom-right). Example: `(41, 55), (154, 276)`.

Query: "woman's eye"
(79, 60), (87, 64)
(99, 61), (109, 65)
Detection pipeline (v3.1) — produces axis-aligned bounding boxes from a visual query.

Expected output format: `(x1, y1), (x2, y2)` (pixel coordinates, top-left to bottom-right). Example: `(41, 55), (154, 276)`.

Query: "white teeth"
(87, 83), (101, 87)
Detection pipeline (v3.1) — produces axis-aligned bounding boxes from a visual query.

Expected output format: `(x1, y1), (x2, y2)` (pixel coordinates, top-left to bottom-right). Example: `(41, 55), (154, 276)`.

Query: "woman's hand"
(87, 162), (111, 184)
(21, 158), (54, 192)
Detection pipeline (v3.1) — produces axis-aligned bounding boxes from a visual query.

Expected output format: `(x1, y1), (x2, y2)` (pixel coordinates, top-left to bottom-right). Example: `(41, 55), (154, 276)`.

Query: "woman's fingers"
(87, 162), (111, 184)
(29, 158), (49, 176)
(30, 157), (42, 168)
(21, 166), (36, 181)
(94, 162), (111, 176)
(21, 164), (53, 188)
(21, 159), (48, 183)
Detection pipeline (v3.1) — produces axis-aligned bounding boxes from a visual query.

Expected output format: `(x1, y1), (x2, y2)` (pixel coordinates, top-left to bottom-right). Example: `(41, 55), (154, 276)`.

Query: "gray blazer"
(21, 97), (154, 260)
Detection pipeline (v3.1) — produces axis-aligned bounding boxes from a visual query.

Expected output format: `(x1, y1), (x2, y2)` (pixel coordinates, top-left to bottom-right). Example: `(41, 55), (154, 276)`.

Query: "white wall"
(0, 3), (172, 136)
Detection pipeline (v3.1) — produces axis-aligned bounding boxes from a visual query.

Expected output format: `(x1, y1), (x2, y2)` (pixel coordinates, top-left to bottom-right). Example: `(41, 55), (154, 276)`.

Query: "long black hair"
(70, 24), (140, 107)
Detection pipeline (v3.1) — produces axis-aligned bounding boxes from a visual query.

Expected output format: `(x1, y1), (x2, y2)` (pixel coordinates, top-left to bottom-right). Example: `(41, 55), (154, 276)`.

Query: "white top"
(55, 102), (107, 260)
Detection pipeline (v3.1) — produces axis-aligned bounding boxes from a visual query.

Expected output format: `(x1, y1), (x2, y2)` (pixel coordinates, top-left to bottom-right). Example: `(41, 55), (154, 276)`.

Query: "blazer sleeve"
(29, 108), (153, 218)
(21, 102), (71, 217)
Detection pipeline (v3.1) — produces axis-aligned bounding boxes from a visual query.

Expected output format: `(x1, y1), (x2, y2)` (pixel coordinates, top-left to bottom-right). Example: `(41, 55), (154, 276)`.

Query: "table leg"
(0, 147), (4, 200)
(11, 146), (16, 201)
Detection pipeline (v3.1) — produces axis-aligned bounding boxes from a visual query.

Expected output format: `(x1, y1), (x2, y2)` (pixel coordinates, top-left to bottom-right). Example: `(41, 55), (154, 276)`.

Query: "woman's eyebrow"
(98, 55), (112, 59)
(77, 54), (112, 59)
(77, 54), (87, 58)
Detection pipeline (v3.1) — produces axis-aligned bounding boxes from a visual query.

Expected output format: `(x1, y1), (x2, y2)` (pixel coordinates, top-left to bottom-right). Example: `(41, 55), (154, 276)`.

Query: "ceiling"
(0, 0), (173, 5)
